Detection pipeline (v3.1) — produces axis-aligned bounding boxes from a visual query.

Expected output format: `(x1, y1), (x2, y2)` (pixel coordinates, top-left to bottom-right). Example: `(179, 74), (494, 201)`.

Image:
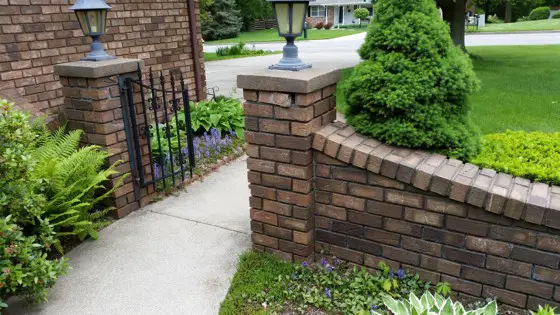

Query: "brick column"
(238, 68), (340, 262)
(54, 59), (147, 218)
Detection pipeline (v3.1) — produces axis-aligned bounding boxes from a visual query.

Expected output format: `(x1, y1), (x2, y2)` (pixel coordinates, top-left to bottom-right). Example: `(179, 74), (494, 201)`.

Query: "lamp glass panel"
(291, 3), (306, 34)
(87, 10), (100, 33)
(101, 10), (107, 33)
(76, 11), (89, 35)
(275, 3), (290, 34)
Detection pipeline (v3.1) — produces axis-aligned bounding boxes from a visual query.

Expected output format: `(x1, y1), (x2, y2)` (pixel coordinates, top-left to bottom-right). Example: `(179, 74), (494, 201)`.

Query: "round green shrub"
(529, 6), (551, 20)
(344, 0), (480, 160)
(553, 11), (560, 19)
(472, 131), (560, 185)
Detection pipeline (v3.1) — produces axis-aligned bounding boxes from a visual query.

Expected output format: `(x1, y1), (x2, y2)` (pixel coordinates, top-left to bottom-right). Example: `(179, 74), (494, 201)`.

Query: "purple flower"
(301, 261), (309, 268)
(153, 163), (161, 179)
(389, 271), (395, 278)
(334, 258), (341, 266)
(320, 257), (328, 266)
(291, 272), (297, 280)
(397, 268), (405, 279)
(326, 265), (334, 272)
(325, 288), (332, 299)
(371, 304), (378, 310)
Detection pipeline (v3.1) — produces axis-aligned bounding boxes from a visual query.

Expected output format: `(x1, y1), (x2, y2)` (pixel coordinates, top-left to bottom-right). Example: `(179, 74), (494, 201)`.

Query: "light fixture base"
(269, 63), (312, 71)
(82, 35), (116, 62)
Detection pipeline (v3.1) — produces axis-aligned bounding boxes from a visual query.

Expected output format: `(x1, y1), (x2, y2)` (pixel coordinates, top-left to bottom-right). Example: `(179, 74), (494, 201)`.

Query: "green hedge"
(472, 131), (560, 185)
(529, 6), (551, 20)
(553, 12), (560, 19)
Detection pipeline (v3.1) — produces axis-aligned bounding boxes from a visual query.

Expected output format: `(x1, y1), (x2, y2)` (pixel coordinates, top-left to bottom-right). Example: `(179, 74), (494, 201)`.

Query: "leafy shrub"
(372, 291), (497, 315)
(353, 7), (369, 20)
(344, 0), (480, 160)
(324, 22), (333, 30)
(236, 0), (274, 31)
(0, 216), (68, 308)
(189, 97), (244, 136)
(472, 131), (560, 185)
(314, 22), (324, 29)
(553, 12), (560, 19)
(30, 128), (122, 244)
(215, 42), (270, 57)
(533, 304), (558, 315)
(529, 6), (551, 20)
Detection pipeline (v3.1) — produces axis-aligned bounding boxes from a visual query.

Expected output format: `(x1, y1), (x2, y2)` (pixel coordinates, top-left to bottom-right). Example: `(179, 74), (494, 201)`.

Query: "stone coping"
(237, 68), (341, 94)
(312, 122), (560, 230)
(54, 59), (144, 79)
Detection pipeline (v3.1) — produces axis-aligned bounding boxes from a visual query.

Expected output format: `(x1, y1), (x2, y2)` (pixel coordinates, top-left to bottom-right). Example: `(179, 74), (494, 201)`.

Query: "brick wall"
(312, 122), (560, 313)
(307, 6), (335, 26)
(0, 0), (205, 125)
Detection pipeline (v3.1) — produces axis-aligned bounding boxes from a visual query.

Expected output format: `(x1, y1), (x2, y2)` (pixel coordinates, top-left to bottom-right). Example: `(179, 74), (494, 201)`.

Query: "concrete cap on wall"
(237, 68), (341, 94)
(54, 59), (144, 78)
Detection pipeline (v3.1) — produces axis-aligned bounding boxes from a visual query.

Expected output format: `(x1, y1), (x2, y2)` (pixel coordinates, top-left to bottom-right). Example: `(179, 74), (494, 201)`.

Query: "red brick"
(348, 237), (383, 256)
(264, 224), (292, 240)
(423, 227), (465, 247)
(442, 246), (486, 267)
(252, 233), (278, 249)
(511, 246), (560, 269)
(315, 203), (347, 220)
(315, 152), (346, 166)
(316, 178), (347, 194)
(277, 190), (312, 207)
(260, 146), (291, 163)
(332, 167), (367, 184)
(326, 243), (363, 264)
(258, 91), (292, 107)
(489, 225), (536, 247)
(446, 216), (488, 237)
(294, 89), (321, 106)
(316, 229), (346, 246)
(403, 264), (441, 284)
(404, 207), (444, 227)
(243, 90), (258, 102)
(247, 171), (261, 184)
(275, 105), (313, 121)
(245, 144), (260, 158)
(261, 174), (292, 190)
(528, 296), (560, 312)
(402, 236), (442, 257)
(293, 230), (313, 244)
(421, 255), (461, 277)
(250, 209), (278, 226)
(538, 234), (560, 254)
(265, 248), (293, 261)
(278, 216), (312, 232)
(275, 135), (312, 150)
(364, 254), (401, 271)
(259, 119), (290, 135)
(249, 196), (262, 209)
(348, 211), (382, 228)
(250, 184), (277, 200)
(367, 200), (403, 218)
(506, 276), (554, 299)
(245, 131), (275, 146)
(277, 163), (312, 179)
(486, 255), (532, 278)
(425, 198), (467, 217)
(383, 245), (420, 265)
(534, 266), (560, 285)
(291, 116), (321, 137)
(291, 150), (312, 165)
(482, 286), (527, 309)
(262, 199), (292, 216)
(332, 193), (365, 211)
(247, 158), (275, 174)
(244, 102), (273, 117)
(293, 179), (312, 193)
(385, 190), (424, 209)
(251, 221), (264, 233)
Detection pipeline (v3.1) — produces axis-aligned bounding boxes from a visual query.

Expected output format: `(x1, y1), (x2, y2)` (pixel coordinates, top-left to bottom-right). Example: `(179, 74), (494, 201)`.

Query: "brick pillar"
(238, 68), (340, 262)
(54, 59), (147, 218)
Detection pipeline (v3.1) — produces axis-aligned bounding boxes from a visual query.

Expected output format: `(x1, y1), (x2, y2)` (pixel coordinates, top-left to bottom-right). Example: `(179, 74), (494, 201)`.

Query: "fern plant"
(30, 128), (125, 250)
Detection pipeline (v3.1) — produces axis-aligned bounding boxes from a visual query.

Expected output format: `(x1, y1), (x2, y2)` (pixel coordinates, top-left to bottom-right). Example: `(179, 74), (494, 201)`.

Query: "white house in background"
(307, 0), (373, 26)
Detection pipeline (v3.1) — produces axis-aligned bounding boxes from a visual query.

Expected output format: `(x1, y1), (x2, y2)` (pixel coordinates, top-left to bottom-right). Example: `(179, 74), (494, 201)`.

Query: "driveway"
(6, 157), (251, 315)
(205, 31), (560, 98)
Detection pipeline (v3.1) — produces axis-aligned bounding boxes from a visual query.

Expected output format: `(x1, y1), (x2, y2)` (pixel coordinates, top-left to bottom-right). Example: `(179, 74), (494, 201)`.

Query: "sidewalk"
(6, 156), (251, 315)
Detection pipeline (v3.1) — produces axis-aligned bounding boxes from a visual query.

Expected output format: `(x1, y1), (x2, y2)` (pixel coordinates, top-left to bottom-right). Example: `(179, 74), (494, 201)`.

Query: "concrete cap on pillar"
(237, 68), (341, 94)
(54, 59), (144, 78)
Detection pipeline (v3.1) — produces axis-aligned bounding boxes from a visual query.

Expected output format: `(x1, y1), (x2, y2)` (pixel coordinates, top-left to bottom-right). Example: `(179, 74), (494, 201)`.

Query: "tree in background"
(353, 8), (370, 27)
(201, 0), (242, 40)
(345, 0), (481, 160)
(472, 0), (545, 22)
(236, 0), (274, 31)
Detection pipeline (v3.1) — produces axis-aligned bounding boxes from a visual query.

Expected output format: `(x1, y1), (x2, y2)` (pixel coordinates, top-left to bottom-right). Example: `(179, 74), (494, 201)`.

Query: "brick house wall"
(0, 0), (206, 126)
(239, 69), (560, 313)
(307, 6), (335, 27)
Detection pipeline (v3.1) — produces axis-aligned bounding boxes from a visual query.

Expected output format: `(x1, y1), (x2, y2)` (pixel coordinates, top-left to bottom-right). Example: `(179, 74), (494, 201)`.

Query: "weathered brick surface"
(2, 0), (206, 125)
(244, 83), (560, 309)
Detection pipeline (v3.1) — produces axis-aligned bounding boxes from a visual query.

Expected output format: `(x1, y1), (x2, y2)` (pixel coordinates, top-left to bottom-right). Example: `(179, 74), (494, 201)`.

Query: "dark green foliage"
(472, 131), (560, 185)
(202, 0), (242, 41)
(345, 0), (481, 160)
(529, 6), (551, 20)
(0, 216), (68, 307)
(236, 0), (274, 31)
(554, 12), (560, 19)
(215, 41), (270, 57)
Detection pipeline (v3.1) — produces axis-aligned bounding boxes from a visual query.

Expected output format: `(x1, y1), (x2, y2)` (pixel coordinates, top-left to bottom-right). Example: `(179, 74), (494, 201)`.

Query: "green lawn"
(336, 45), (560, 134)
(204, 51), (281, 62)
(206, 28), (365, 45)
(475, 19), (560, 32)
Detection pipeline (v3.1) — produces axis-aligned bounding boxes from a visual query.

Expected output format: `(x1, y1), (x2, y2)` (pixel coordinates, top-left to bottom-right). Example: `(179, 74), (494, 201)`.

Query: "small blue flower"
(326, 265), (334, 272)
(325, 288), (332, 299)
(334, 258), (341, 266)
(320, 257), (328, 266)
(301, 261), (309, 268)
(389, 271), (395, 278)
(291, 272), (297, 280)
(371, 304), (378, 310)
(397, 268), (405, 280)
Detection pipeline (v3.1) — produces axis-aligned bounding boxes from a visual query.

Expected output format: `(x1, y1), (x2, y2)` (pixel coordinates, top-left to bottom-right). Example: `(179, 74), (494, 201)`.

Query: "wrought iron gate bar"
(119, 66), (196, 195)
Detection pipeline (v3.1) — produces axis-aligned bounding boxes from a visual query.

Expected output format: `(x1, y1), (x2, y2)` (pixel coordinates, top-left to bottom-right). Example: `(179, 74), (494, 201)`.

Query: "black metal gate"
(119, 65), (196, 195)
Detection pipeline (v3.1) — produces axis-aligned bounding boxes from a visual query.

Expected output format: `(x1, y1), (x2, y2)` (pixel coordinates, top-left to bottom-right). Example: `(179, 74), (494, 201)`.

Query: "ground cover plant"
(344, 0), (481, 160)
(0, 99), (121, 308)
(219, 252), (487, 315)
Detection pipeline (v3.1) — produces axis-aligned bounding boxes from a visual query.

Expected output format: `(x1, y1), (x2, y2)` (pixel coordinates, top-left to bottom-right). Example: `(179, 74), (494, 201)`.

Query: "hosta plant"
(372, 291), (497, 315)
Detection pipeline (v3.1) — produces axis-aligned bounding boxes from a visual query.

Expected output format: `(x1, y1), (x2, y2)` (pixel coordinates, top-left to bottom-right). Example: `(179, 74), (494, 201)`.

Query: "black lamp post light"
(268, 0), (312, 71)
(70, 0), (115, 61)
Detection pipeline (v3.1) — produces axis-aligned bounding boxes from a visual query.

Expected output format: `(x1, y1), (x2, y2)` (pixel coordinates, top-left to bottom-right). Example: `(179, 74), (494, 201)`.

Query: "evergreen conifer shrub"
(344, 0), (481, 160)
(202, 0), (242, 40)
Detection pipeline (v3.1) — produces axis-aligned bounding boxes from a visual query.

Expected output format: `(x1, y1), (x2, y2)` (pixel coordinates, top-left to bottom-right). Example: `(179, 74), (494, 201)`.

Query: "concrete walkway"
(6, 156), (251, 315)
